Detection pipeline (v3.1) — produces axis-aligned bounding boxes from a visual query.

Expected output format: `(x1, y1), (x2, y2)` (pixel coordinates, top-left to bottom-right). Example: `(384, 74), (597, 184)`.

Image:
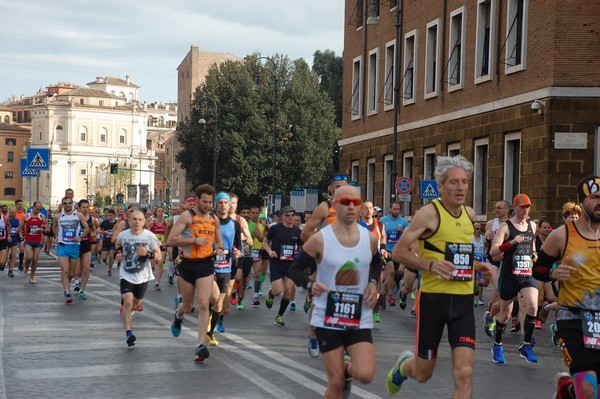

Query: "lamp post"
(253, 55), (279, 215)
(368, 0), (403, 207)
(196, 95), (219, 189)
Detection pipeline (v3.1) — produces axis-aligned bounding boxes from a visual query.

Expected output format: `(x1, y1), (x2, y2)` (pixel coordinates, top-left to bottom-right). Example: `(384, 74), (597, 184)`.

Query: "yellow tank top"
(419, 199), (475, 295)
(180, 211), (217, 259)
(252, 223), (265, 250)
(558, 221), (600, 309)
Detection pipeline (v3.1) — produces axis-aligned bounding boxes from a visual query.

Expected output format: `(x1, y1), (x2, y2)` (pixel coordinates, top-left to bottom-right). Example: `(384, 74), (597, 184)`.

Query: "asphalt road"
(0, 252), (567, 398)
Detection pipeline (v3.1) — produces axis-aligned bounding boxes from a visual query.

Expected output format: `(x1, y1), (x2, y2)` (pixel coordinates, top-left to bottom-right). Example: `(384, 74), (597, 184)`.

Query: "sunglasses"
(63, 202), (73, 205)
(283, 213), (294, 217)
(333, 174), (349, 182)
(336, 198), (362, 206)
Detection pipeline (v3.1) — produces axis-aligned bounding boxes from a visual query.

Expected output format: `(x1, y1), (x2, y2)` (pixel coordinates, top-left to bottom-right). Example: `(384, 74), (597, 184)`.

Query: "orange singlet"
(180, 210), (217, 259)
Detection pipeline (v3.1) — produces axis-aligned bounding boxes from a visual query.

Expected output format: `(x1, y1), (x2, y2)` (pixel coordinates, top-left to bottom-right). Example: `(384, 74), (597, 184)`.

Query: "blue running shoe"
(216, 319), (225, 333)
(308, 336), (320, 358)
(126, 332), (136, 347)
(290, 302), (296, 312)
(171, 312), (183, 337)
(492, 343), (505, 363)
(518, 343), (538, 363)
(386, 350), (412, 395)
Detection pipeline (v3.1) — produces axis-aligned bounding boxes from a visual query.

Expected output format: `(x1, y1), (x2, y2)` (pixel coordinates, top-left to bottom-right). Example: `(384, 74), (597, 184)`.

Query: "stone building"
(340, 0), (600, 223)
(0, 121), (29, 201)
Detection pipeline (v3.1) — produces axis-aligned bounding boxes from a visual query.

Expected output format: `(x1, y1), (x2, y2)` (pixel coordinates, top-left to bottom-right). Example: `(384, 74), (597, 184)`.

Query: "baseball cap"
(259, 213), (267, 219)
(513, 193), (532, 207)
(281, 206), (295, 214)
(374, 206), (382, 212)
(577, 176), (600, 203)
(186, 197), (196, 204)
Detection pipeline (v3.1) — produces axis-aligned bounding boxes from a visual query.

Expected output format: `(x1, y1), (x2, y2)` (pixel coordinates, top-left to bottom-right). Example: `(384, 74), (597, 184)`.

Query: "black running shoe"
(126, 333), (136, 347)
(194, 343), (210, 362)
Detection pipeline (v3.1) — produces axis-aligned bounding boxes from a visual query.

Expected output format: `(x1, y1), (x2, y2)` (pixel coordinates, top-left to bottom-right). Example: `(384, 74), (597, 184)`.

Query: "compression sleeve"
(532, 249), (560, 282)
(370, 251), (383, 283)
(289, 250), (318, 288)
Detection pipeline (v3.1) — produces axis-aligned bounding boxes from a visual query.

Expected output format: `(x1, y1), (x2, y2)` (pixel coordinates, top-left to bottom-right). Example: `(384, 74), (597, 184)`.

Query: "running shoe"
(171, 312), (183, 337)
(410, 309), (416, 318)
(154, 283), (161, 291)
(230, 292), (238, 306)
(216, 319), (225, 333)
(137, 305), (143, 312)
(274, 315), (285, 326)
(28, 275), (36, 284)
(258, 289), (263, 297)
(386, 350), (413, 395)
(206, 332), (219, 346)
(380, 294), (387, 310)
(538, 304), (551, 323)
(303, 297), (312, 313)
(194, 343), (210, 362)
(236, 299), (244, 310)
(492, 343), (505, 363)
(65, 293), (73, 304)
(534, 319), (543, 329)
(553, 371), (572, 399)
(78, 290), (87, 300)
(126, 332), (136, 347)
(308, 335), (320, 358)
(168, 275), (174, 286)
(107, 269), (112, 277)
(399, 295), (407, 310)
(477, 298), (485, 306)
(483, 311), (494, 338)
(510, 318), (520, 333)
(73, 280), (81, 292)
(7, 270), (14, 278)
(290, 302), (296, 312)
(389, 296), (396, 307)
(252, 297), (260, 306)
(0, 264), (4, 272)
(518, 343), (538, 363)
(342, 352), (352, 399)
(550, 323), (559, 347)
(23, 267), (28, 276)
(473, 297), (479, 307)
(373, 312), (381, 323)
(18, 265), (23, 273)
(410, 291), (417, 300)
(265, 290), (274, 309)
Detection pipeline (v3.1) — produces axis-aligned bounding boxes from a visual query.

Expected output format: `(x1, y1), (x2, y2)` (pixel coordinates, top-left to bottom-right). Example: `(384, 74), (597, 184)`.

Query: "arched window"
(99, 127), (107, 143)
(3, 116), (9, 123)
(79, 126), (88, 142)
(55, 125), (64, 142)
(119, 128), (127, 145)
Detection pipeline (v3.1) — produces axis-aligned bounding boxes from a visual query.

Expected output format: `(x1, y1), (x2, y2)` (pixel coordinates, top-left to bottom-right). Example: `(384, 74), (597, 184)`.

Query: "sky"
(0, 0), (344, 104)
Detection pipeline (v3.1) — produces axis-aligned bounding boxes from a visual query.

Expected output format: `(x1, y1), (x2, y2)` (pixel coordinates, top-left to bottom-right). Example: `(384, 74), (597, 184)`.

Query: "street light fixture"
(196, 95), (220, 189)
(253, 55), (279, 215)
(368, 0), (403, 207)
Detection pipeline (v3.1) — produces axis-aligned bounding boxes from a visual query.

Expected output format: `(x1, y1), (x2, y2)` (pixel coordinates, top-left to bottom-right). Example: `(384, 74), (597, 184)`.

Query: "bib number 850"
(453, 253), (470, 265)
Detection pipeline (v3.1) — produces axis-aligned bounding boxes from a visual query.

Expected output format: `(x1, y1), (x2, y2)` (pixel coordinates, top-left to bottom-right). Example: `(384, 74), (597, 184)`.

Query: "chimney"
(126, 75), (130, 85)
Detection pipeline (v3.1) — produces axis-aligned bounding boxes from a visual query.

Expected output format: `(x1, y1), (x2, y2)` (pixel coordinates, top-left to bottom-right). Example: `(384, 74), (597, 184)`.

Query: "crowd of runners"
(1, 156), (598, 399)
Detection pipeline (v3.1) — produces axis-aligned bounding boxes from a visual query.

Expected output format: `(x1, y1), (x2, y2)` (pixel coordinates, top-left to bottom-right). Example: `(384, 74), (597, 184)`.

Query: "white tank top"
(58, 210), (81, 245)
(311, 224), (374, 330)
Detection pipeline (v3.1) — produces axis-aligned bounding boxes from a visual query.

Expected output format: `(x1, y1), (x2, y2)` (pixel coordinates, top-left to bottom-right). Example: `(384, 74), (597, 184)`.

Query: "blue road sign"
(27, 148), (50, 170)
(420, 180), (439, 199)
(20, 158), (38, 177)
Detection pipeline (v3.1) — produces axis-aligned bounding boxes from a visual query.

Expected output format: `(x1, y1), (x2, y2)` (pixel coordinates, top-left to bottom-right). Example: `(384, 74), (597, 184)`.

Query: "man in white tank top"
(289, 185), (380, 399)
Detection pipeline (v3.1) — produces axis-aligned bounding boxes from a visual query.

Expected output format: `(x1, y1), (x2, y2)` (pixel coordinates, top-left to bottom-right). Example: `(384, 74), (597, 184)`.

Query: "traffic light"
(110, 163), (118, 174)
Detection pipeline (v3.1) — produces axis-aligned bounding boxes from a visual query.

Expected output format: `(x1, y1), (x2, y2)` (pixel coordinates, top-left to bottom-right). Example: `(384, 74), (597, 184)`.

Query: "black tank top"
(501, 220), (535, 279)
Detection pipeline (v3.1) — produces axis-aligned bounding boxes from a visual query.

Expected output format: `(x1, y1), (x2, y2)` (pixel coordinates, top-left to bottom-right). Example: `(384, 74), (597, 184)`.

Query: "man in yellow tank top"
(533, 175), (600, 399)
(167, 184), (225, 362)
(385, 155), (495, 399)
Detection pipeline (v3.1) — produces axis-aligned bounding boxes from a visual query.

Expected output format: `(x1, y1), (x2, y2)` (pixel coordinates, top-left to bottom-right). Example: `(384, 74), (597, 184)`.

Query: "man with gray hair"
(386, 155), (495, 399)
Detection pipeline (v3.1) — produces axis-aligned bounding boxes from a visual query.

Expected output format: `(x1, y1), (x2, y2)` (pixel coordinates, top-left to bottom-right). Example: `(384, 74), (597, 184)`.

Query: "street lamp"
(253, 55), (279, 215)
(368, 0), (402, 207)
(196, 95), (219, 189)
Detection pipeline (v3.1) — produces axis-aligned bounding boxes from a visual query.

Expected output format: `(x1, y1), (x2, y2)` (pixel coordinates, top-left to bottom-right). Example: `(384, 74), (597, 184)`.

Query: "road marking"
(0, 284), (7, 399)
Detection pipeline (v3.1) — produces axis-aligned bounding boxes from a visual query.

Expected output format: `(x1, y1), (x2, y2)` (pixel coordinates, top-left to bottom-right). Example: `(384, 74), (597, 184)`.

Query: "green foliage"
(94, 191), (104, 209)
(176, 53), (340, 204)
(312, 50), (343, 128)
(104, 195), (112, 206)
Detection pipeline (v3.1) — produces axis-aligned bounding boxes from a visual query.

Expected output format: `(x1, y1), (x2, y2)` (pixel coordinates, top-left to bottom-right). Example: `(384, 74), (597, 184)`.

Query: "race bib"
(581, 311), (600, 350)
(387, 230), (399, 243)
(279, 244), (295, 261)
(155, 233), (165, 243)
(324, 291), (363, 330)
(445, 243), (474, 281)
(29, 225), (40, 235)
(214, 249), (231, 273)
(512, 254), (533, 276)
(62, 228), (77, 242)
(10, 227), (17, 235)
(252, 249), (261, 262)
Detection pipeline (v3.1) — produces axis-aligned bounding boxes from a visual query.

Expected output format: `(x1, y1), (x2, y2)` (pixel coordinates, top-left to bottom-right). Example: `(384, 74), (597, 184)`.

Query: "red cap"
(513, 193), (532, 207)
(186, 197), (196, 204)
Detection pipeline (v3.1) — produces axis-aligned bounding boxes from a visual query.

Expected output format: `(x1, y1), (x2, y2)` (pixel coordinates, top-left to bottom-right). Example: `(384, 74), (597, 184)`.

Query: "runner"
(385, 155), (495, 398)
(251, 209), (268, 305)
(6, 208), (20, 277)
(147, 206), (167, 290)
(74, 199), (97, 300)
(167, 184), (225, 362)
(18, 201), (48, 284)
(99, 210), (119, 276)
(115, 210), (162, 347)
(14, 199), (26, 271)
(42, 209), (54, 254)
(489, 193), (539, 363)
(227, 194), (252, 311)
(379, 202), (409, 310)
(0, 209), (11, 276)
(289, 185), (379, 398)
(53, 196), (89, 303)
(262, 205), (304, 326)
(533, 176), (600, 399)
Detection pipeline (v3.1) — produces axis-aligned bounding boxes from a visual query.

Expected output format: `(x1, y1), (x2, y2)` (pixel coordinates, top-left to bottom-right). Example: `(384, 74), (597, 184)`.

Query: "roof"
(56, 87), (123, 100)
(0, 123), (30, 133)
(87, 76), (140, 88)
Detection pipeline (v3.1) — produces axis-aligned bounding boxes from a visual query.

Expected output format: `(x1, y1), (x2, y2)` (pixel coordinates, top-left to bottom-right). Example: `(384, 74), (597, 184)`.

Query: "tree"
(312, 50), (343, 128)
(176, 54), (340, 204)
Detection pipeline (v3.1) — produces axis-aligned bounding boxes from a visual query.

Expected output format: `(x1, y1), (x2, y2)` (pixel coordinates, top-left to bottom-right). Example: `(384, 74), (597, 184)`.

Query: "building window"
(448, 7), (466, 91)
(424, 147), (436, 180)
(79, 126), (87, 142)
(5, 138), (16, 146)
(474, 139), (489, 215)
(475, 0), (495, 83)
(356, 0), (363, 27)
(383, 154), (393, 211)
(7, 151), (14, 163)
(504, 133), (521, 200)
(448, 142), (461, 156)
(403, 30), (417, 105)
(119, 128), (127, 144)
(403, 151), (414, 216)
(4, 188), (16, 196)
(384, 40), (396, 110)
(367, 158), (375, 201)
(79, 99), (84, 105)
(99, 127), (107, 143)
(506, 0), (528, 73)
(367, 49), (379, 115)
(351, 56), (363, 120)
(3, 116), (8, 123)
(39, 131), (42, 141)
(5, 171), (13, 179)
(425, 19), (440, 99)
(99, 100), (104, 106)
(80, 169), (86, 175)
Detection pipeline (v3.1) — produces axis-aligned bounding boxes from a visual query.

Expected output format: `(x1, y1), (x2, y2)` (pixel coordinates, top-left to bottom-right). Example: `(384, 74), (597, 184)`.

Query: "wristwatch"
(305, 280), (314, 291)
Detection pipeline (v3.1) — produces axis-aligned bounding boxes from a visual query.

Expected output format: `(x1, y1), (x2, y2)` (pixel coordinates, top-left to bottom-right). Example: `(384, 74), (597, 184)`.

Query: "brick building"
(340, 0), (600, 223)
(0, 123), (30, 201)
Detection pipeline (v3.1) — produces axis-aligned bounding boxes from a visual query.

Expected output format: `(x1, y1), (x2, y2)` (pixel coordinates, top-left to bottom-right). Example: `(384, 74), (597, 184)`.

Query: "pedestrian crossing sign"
(20, 158), (38, 176)
(420, 180), (439, 199)
(26, 148), (50, 170)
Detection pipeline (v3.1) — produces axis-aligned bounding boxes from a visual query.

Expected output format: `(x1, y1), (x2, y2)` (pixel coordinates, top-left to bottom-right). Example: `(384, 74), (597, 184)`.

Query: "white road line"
(0, 285), (7, 399)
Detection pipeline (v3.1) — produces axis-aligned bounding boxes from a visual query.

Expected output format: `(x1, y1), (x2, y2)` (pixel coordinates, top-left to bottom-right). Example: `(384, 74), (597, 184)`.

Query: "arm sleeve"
(289, 250), (317, 288)
(369, 251), (383, 282)
(234, 221), (242, 250)
(532, 249), (560, 282)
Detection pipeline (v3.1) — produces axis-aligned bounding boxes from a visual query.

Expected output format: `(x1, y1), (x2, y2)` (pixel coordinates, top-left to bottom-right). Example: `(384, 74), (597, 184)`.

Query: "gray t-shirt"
(117, 229), (160, 285)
